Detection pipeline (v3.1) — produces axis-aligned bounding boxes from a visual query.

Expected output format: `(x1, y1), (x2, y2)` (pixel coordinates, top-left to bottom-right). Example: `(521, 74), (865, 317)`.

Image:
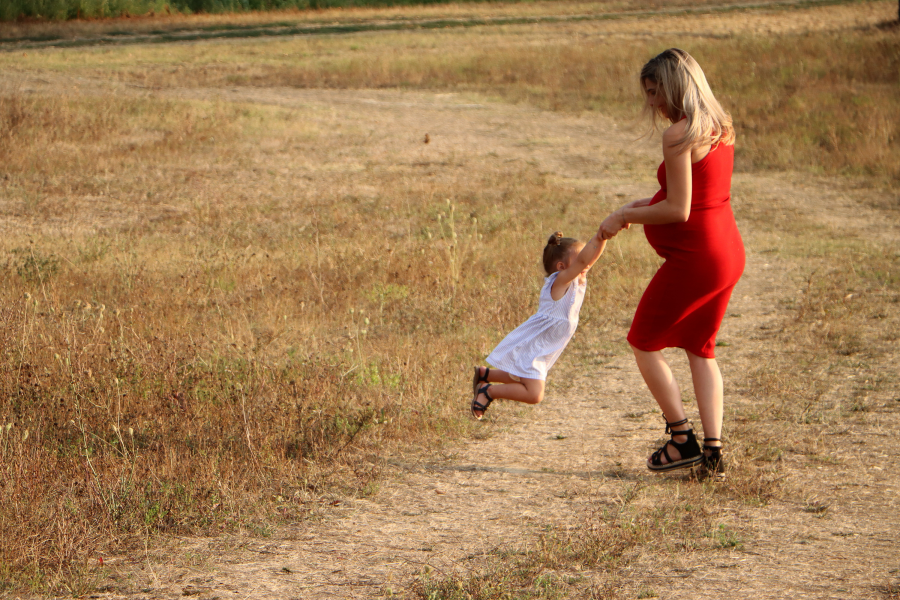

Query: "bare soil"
(3, 76), (889, 599)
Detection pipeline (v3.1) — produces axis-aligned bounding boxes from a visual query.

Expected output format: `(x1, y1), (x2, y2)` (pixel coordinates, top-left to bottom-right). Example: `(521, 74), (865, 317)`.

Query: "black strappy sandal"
(472, 366), (490, 398)
(471, 384), (494, 421)
(647, 418), (703, 472)
(700, 437), (725, 478)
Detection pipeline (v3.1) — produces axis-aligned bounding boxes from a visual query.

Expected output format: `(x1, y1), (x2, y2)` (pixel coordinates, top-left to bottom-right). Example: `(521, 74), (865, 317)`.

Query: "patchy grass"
(416, 478), (767, 598)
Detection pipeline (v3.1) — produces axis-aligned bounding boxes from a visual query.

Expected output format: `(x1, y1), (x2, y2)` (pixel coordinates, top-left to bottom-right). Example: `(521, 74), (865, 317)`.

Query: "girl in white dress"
(471, 230), (607, 420)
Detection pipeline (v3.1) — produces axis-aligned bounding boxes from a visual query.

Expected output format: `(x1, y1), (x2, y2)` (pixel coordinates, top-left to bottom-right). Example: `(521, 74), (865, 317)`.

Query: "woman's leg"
(685, 350), (724, 450)
(631, 346), (690, 463)
(472, 368), (544, 419)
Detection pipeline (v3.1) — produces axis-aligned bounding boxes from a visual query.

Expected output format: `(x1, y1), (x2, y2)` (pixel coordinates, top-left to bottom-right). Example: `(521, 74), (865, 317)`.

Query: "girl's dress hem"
(485, 271), (586, 381)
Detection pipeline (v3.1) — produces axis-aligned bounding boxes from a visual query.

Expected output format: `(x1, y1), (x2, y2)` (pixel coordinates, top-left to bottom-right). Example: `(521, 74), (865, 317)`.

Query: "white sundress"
(486, 271), (587, 381)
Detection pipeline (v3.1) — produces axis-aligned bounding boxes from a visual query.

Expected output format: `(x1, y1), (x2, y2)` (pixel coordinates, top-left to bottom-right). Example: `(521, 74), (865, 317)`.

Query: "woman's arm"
(551, 234), (607, 298)
(600, 122), (693, 239)
(625, 197), (654, 209)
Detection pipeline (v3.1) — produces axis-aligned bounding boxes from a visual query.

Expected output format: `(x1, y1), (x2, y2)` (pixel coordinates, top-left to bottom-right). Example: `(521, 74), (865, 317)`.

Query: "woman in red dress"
(600, 49), (744, 475)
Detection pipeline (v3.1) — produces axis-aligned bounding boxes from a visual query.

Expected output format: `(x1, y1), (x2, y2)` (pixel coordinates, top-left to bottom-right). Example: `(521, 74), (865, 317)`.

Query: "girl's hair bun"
(542, 231), (578, 275)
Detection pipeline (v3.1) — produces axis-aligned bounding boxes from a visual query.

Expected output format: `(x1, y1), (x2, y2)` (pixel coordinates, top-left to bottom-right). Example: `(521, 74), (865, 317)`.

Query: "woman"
(600, 48), (744, 475)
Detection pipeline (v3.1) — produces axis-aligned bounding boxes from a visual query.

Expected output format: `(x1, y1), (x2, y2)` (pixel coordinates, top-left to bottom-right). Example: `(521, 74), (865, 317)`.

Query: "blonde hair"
(640, 48), (735, 152)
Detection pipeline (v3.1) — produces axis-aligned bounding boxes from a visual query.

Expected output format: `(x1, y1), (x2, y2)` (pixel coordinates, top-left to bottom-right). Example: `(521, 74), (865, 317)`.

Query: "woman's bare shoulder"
(662, 119), (687, 142)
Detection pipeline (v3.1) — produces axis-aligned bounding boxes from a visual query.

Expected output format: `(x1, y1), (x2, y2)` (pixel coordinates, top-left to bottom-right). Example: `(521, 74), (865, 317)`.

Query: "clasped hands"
(599, 198), (652, 240)
(599, 208), (630, 240)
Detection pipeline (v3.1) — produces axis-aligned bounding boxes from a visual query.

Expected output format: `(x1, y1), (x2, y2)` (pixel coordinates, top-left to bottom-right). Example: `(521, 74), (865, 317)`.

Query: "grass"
(417, 479), (765, 598)
(1, 0), (529, 21)
(0, 87), (651, 593)
(0, 0), (898, 596)
(0, 0), (827, 22)
(3, 2), (897, 182)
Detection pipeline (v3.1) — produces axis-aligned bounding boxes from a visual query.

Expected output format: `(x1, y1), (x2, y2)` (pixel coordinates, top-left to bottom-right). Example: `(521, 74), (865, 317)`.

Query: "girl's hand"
(600, 208), (629, 239)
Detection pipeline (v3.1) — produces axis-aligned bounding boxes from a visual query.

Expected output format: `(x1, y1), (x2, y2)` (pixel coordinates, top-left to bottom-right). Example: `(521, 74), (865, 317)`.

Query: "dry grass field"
(0, 0), (898, 598)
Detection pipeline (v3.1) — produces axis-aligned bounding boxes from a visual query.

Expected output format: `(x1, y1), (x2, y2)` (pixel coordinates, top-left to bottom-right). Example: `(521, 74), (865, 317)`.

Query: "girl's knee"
(521, 378), (544, 404)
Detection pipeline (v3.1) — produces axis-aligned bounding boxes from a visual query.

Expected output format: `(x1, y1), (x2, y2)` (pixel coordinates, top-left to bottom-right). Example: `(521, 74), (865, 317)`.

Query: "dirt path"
(7, 80), (882, 599)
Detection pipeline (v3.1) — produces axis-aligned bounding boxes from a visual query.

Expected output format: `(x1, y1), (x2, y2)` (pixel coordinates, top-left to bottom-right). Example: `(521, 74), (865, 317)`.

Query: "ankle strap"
(665, 418), (689, 434)
(703, 438), (723, 453)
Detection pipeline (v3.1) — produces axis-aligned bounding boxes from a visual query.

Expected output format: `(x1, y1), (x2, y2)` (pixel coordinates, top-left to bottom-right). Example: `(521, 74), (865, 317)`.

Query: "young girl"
(471, 230), (606, 420)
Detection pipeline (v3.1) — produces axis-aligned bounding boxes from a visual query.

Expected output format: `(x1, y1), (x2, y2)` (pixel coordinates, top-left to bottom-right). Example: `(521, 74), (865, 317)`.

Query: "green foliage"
(8, 247), (59, 284)
(708, 524), (744, 550)
(1, 0), (166, 20)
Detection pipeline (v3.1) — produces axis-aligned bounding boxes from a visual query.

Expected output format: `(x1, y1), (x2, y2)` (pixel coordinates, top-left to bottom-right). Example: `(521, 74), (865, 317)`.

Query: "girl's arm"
(600, 121), (692, 238)
(551, 234), (607, 298)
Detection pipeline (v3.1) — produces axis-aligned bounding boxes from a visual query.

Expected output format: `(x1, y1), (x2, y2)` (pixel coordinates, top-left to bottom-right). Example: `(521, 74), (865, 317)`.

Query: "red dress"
(627, 143), (745, 359)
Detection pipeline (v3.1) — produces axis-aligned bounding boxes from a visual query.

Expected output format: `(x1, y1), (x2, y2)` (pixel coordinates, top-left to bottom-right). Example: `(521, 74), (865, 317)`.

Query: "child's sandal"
(471, 384), (494, 421)
(647, 418), (703, 472)
(472, 366), (490, 397)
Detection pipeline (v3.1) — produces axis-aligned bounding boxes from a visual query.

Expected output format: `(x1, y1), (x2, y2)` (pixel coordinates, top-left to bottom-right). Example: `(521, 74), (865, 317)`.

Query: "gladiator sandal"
(471, 384), (494, 421)
(647, 418), (703, 472)
(472, 366), (491, 397)
(701, 437), (725, 478)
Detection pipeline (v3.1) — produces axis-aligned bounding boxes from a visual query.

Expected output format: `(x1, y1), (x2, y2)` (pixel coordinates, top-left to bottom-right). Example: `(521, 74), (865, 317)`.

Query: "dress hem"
(484, 360), (547, 382)
(626, 336), (716, 360)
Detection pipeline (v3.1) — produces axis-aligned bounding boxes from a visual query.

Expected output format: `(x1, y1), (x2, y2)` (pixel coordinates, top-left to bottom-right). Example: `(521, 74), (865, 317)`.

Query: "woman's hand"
(600, 208), (629, 240)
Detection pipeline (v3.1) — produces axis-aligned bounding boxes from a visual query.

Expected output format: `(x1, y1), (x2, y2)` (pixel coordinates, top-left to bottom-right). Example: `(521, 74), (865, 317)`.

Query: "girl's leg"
(487, 376), (544, 404)
(685, 350), (724, 450)
(474, 366), (521, 385)
(472, 368), (544, 419)
(631, 346), (690, 463)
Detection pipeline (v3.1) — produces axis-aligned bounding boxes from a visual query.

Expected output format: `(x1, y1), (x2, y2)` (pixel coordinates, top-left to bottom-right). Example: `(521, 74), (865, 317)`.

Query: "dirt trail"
(5, 80), (880, 599)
